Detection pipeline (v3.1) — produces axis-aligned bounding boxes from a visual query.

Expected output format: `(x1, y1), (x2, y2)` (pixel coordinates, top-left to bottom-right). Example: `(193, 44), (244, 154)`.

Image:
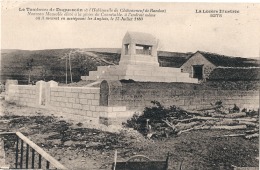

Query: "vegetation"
(0, 49), (120, 84)
(124, 101), (190, 137)
(1, 49), (192, 84)
(25, 58), (34, 83)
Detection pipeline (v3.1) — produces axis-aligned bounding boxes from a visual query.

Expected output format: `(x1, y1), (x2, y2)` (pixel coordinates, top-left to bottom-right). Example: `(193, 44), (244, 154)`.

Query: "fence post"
(26, 144), (29, 168)
(20, 140), (24, 168)
(35, 81), (46, 106)
(15, 136), (19, 168)
(45, 80), (58, 106)
(5, 79), (18, 101)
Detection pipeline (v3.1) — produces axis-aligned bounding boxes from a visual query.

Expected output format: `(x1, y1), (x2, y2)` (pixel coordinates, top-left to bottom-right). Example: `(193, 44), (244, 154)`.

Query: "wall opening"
(193, 65), (203, 80)
(136, 44), (151, 55)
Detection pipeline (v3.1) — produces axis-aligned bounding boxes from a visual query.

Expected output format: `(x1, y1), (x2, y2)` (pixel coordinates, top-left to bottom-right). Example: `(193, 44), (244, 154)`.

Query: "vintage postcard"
(0, 1), (259, 170)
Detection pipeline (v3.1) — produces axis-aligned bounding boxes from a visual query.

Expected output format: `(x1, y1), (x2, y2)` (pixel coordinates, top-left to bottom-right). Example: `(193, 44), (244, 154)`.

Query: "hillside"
(2, 48), (258, 84)
(0, 49), (121, 84)
(0, 48), (190, 84)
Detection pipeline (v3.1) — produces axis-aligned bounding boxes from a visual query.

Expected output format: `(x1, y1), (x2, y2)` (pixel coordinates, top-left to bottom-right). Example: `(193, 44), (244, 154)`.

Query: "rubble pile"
(125, 101), (259, 139)
(0, 114), (150, 169)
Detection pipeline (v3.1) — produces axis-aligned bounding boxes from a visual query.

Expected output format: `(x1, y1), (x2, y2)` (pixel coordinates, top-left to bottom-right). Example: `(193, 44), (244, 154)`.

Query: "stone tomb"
(81, 31), (198, 83)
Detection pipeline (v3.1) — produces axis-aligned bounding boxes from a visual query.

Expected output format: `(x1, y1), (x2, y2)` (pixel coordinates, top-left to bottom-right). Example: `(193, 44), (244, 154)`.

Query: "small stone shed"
(180, 51), (259, 80)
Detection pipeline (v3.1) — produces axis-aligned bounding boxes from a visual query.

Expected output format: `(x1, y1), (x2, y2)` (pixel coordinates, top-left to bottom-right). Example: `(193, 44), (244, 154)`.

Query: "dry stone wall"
(104, 81), (259, 111)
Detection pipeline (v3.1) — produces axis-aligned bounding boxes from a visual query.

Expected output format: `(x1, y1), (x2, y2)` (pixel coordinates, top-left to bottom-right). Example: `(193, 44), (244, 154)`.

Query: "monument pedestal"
(81, 32), (198, 83)
(81, 64), (198, 83)
(119, 54), (159, 67)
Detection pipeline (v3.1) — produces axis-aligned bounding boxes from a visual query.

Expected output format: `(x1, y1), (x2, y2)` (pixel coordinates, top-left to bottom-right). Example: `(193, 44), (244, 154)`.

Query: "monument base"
(81, 64), (198, 83)
(119, 54), (159, 67)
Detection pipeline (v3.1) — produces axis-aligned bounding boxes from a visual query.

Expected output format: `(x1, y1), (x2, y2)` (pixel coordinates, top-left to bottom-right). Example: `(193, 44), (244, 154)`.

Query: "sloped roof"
(123, 31), (157, 46)
(158, 51), (192, 67)
(197, 51), (260, 67)
(208, 67), (260, 80)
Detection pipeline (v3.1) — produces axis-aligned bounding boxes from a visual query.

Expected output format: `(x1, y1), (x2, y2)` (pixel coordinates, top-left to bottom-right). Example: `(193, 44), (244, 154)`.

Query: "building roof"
(196, 51), (260, 67)
(122, 31), (157, 46)
(208, 67), (260, 80)
(158, 51), (192, 67)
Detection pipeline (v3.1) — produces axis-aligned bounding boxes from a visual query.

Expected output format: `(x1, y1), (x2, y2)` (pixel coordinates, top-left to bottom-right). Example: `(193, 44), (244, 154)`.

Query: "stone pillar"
(151, 46), (157, 57)
(129, 43), (136, 55)
(5, 80), (18, 96)
(151, 40), (158, 57)
(121, 43), (125, 56)
(45, 80), (58, 106)
(143, 46), (149, 55)
(35, 80), (46, 106)
(100, 80), (122, 106)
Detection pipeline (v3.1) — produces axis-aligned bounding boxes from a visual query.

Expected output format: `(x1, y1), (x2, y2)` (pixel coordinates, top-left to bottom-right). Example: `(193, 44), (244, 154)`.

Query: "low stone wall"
(47, 85), (134, 125)
(48, 86), (101, 123)
(102, 81), (259, 110)
(5, 80), (134, 126)
(5, 80), (259, 126)
(6, 85), (37, 107)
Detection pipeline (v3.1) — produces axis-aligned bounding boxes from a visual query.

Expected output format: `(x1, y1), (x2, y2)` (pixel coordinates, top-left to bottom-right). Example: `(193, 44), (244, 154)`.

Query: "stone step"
(81, 64), (198, 83)
(93, 67), (185, 77)
(154, 67), (181, 73)
(101, 69), (127, 76)
(81, 76), (87, 80)
(82, 73), (197, 83)
(152, 71), (189, 77)
(96, 66), (111, 72)
(118, 65), (181, 72)
(98, 75), (124, 80)
(89, 71), (99, 77)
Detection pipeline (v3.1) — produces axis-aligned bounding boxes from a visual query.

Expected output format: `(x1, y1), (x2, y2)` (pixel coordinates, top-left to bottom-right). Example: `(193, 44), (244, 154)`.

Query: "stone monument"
(81, 31), (198, 83)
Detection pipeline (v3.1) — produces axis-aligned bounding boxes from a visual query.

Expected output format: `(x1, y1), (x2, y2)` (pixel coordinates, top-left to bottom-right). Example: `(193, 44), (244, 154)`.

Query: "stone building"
(180, 51), (259, 80)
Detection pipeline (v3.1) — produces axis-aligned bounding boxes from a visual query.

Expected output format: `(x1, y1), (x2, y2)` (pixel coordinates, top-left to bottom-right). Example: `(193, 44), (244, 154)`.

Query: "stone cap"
(123, 31), (157, 46)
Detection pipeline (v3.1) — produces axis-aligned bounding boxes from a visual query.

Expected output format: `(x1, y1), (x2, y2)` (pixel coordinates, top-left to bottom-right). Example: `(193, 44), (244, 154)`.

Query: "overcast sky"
(1, 1), (260, 58)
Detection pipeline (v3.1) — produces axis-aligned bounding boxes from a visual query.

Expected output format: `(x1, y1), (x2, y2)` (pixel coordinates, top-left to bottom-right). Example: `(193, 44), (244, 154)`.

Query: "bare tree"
(40, 65), (51, 81)
(26, 58), (34, 84)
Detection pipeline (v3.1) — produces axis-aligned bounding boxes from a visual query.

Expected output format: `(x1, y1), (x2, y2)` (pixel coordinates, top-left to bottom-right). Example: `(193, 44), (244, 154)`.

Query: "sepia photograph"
(0, 1), (259, 170)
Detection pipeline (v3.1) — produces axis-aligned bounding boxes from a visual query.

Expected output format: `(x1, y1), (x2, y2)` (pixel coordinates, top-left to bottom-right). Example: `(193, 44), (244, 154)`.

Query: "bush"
(124, 101), (191, 136)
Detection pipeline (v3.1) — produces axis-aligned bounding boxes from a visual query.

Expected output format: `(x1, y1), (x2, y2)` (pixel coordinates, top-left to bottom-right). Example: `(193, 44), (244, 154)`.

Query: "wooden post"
(38, 154), (42, 169)
(26, 144), (29, 168)
(20, 140), (24, 168)
(15, 137), (19, 168)
(113, 150), (117, 170)
(32, 149), (35, 169)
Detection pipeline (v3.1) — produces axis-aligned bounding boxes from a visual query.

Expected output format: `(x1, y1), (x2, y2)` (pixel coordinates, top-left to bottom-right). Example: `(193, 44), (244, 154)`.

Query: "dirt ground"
(0, 99), (259, 170)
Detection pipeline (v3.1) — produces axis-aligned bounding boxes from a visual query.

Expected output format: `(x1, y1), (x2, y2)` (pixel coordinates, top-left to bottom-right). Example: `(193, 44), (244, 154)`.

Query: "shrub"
(124, 101), (190, 136)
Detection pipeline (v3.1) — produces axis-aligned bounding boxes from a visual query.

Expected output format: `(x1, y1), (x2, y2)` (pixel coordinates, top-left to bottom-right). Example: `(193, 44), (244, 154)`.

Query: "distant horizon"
(1, 47), (259, 60)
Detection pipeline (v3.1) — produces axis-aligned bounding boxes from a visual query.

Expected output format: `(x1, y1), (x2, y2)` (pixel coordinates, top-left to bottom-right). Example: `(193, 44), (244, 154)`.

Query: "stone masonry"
(81, 32), (198, 83)
(5, 80), (259, 126)
(102, 80), (259, 111)
(5, 80), (134, 126)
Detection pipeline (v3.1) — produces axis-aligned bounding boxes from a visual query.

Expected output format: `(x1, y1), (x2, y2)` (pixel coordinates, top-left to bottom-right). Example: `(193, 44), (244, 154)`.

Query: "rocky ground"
(0, 98), (259, 170)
